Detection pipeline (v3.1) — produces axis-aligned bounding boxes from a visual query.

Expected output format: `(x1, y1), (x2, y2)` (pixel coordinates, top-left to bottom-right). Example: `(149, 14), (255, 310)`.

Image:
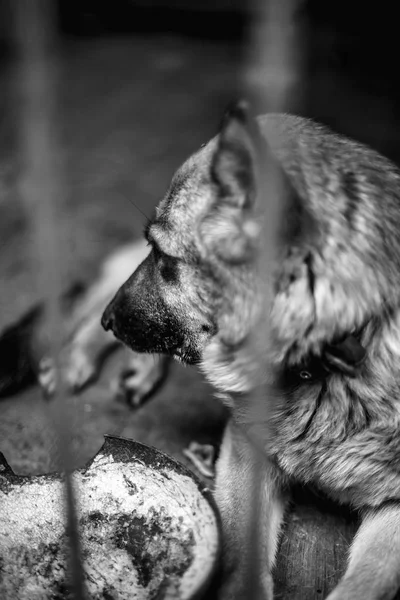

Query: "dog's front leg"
(326, 503), (400, 600)
(215, 420), (286, 600)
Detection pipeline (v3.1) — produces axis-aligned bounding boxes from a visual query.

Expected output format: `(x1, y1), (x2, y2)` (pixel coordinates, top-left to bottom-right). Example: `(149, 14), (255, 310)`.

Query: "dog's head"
(101, 102), (267, 371)
(102, 102), (367, 393)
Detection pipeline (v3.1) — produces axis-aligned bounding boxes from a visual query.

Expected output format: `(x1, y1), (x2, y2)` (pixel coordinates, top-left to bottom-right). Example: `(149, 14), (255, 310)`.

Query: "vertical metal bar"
(241, 1), (302, 597)
(14, 1), (86, 598)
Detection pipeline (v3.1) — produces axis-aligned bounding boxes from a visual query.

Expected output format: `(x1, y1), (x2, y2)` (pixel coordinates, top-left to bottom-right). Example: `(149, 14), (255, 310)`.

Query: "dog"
(101, 101), (400, 599)
(0, 240), (169, 405)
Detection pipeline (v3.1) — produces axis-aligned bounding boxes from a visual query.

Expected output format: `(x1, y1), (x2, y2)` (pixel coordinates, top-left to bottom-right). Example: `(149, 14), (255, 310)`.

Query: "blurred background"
(0, 0), (399, 596)
(0, 0), (400, 482)
(0, 0), (399, 484)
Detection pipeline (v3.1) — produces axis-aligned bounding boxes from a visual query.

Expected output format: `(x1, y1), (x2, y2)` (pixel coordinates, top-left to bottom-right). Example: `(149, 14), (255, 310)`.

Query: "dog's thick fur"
(102, 102), (400, 599)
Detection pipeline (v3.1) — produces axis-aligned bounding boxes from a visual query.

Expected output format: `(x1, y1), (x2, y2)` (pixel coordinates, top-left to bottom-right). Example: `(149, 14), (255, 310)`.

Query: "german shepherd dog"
(102, 101), (400, 600)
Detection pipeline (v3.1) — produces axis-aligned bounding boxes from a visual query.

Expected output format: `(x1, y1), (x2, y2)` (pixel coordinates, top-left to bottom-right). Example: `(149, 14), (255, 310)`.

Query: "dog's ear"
(204, 101), (316, 265)
(199, 101), (266, 265)
(211, 100), (263, 210)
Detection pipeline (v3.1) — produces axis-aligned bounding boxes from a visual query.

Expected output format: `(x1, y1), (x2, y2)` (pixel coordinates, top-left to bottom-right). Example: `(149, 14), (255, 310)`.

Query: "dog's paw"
(38, 348), (97, 397)
(63, 346), (97, 392)
(115, 353), (169, 408)
(38, 357), (57, 398)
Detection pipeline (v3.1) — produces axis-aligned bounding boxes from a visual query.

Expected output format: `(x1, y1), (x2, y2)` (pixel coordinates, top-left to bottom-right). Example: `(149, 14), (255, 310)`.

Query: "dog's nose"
(101, 304), (115, 332)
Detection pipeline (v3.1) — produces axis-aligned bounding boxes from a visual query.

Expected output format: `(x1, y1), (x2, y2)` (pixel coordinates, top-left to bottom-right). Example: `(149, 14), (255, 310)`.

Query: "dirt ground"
(1, 32), (400, 599)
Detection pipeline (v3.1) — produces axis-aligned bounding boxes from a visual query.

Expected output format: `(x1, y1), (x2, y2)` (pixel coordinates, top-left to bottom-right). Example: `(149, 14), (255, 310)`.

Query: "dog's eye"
(159, 256), (179, 284)
(151, 245), (179, 283)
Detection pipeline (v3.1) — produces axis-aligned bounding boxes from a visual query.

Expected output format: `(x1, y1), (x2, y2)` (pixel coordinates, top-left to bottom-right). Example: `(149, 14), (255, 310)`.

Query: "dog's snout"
(101, 303), (116, 332)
